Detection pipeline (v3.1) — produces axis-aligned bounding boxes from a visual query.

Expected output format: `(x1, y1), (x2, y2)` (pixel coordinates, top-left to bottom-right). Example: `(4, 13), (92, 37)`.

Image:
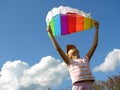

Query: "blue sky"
(0, 0), (120, 90)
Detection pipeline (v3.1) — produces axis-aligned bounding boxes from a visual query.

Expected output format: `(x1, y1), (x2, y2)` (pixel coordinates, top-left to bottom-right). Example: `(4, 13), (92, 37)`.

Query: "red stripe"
(67, 13), (76, 34)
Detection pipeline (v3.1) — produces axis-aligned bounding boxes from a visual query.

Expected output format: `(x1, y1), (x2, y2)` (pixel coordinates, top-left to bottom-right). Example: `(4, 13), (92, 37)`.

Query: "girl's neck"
(72, 55), (80, 60)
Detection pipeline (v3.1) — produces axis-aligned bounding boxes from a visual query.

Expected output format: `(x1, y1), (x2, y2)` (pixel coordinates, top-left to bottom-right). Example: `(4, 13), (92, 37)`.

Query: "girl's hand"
(47, 26), (53, 35)
(94, 21), (99, 29)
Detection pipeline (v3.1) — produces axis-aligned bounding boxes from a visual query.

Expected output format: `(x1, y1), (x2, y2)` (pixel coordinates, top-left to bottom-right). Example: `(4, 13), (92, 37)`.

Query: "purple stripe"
(61, 14), (68, 35)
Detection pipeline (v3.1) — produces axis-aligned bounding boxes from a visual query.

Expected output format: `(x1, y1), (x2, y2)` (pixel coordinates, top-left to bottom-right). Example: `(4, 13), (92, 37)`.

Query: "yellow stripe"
(84, 17), (94, 30)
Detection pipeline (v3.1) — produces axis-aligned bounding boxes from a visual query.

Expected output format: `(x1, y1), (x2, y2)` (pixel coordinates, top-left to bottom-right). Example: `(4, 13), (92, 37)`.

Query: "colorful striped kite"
(46, 6), (95, 36)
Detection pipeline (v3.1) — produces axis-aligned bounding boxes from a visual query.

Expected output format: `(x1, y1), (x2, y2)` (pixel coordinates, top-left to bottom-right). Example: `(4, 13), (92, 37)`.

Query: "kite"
(46, 6), (95, 36)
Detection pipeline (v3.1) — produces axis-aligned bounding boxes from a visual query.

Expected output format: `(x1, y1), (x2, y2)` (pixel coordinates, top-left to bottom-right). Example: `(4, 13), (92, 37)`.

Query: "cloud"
(93, 49), (120, 72)
(0, 56), (69, 90)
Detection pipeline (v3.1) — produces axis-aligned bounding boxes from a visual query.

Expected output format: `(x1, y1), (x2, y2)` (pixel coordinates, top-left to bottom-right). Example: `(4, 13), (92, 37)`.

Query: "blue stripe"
(54, 14), (61, 36)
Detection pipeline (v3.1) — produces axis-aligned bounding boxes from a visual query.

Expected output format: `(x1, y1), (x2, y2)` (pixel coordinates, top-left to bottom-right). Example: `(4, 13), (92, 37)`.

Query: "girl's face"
(67, 48), (80, 59)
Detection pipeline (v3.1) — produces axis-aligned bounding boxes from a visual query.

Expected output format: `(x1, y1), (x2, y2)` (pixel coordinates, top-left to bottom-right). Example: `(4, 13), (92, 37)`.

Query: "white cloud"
(93, 49), (120, 72)
(0, 56), (69, 90)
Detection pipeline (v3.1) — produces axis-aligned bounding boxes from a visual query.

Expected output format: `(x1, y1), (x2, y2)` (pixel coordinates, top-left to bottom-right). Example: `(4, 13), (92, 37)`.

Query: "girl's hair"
(66, 44), (76, 53)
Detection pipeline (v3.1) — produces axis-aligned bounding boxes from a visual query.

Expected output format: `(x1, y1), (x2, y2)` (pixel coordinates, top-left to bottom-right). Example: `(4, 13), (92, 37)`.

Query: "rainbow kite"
(46, 6), (95, 36)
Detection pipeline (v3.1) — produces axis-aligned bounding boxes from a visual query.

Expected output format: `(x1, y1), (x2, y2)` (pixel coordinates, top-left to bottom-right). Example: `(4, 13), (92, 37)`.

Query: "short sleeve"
(84, 56), (89, 62)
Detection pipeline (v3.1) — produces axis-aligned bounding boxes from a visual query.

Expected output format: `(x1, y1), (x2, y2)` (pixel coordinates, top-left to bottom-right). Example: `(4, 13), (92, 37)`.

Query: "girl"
(47, 21), (99, 90)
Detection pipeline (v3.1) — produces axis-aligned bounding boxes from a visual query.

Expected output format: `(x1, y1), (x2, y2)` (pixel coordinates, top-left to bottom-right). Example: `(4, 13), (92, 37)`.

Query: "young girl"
(47, 21), (99, 90)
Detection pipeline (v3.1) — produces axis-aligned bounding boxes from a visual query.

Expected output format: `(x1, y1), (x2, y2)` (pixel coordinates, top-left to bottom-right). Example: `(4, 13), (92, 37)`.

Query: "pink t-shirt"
(67, 56), (94, 84)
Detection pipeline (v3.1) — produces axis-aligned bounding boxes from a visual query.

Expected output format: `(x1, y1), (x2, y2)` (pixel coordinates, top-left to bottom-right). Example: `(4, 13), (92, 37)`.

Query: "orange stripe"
(76, 14), (84, 32)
